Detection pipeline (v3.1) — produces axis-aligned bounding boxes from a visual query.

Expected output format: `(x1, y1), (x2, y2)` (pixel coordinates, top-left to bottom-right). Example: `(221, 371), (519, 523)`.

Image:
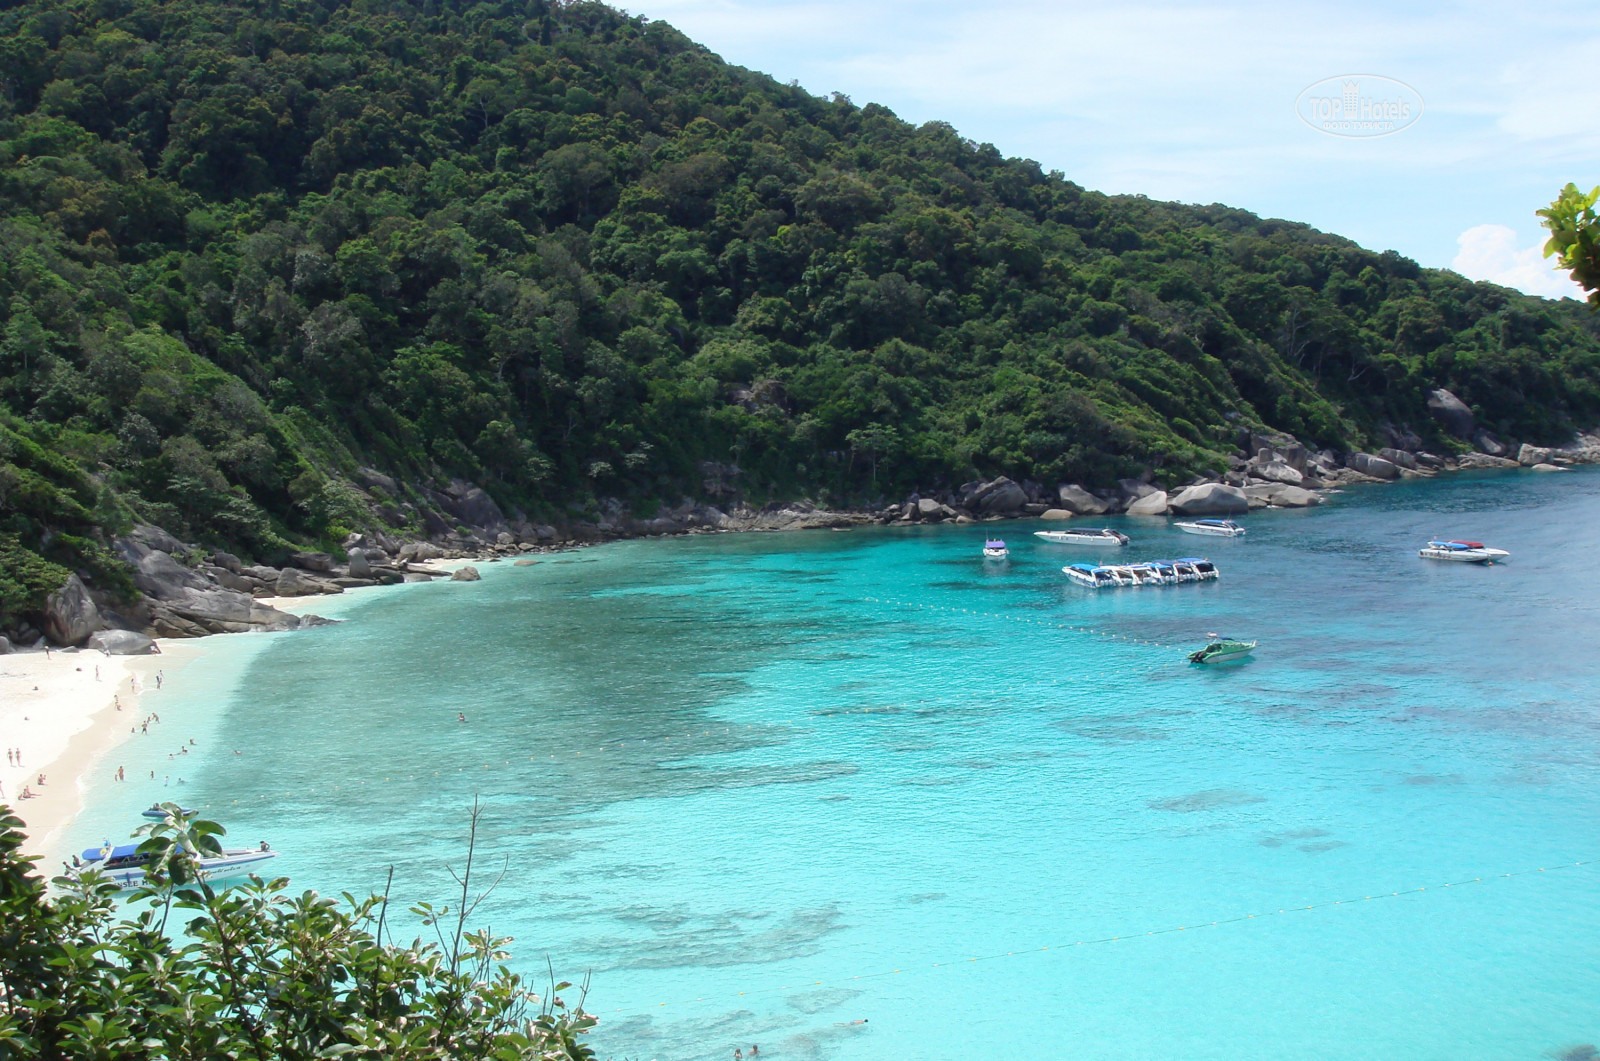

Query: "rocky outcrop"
(1054, 484), (1111, 516)
(288, 551), (335, 572)
(960, 477), (1029, 515)
(1426, 388), (1475, 439)
(1346, 452), (1401, 480)
(87, 629), (157, 655)
(1243, 483), (1321, 507)
(0, 635), (11, 654)
(1516, 443), (1555, 467)
(1125, 490), (1169, 515)
(43, 575), (103, 646)
(451, 565), (481, 582)
(1168, 483), (1248, 515)
(1252, 461), (1304, 485)
(113, 537), (320, 636)
(346, 547), (373, 578)
(1456, 452), (1521, 470)
(1039, 508), (1073, 520)
(1473, 429), (1508, 457)
(1377, 448), (1419, 471)
(275, 568), (342, 597)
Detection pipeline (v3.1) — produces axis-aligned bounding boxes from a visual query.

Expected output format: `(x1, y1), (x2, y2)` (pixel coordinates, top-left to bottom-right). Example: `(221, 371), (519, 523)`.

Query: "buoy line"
(611, 856), (1600, 1014)
(861, 595), (1191, 651)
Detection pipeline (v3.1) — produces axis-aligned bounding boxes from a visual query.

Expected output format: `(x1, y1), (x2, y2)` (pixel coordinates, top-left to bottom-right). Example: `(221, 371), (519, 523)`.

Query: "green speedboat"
(1188, 638), (1256, 665)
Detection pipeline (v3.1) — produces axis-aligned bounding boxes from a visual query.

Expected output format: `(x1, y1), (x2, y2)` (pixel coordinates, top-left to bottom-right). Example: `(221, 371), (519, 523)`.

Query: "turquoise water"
(74, 471), (1600, 1060)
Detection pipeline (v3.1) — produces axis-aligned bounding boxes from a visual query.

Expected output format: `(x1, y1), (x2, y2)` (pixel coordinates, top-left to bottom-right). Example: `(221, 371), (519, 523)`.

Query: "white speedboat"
(1034, 528), (1129, 546)
(1419, 540), (1509, 564)
(982, 539), (1009, 559)
(70, 842), (279, 890)
(1174, 519), (1245, 537)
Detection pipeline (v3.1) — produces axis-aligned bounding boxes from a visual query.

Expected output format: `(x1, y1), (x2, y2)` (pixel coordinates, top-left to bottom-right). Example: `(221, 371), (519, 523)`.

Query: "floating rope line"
(613, 857), (1600, 1014)
(862, 595), (1190, 651)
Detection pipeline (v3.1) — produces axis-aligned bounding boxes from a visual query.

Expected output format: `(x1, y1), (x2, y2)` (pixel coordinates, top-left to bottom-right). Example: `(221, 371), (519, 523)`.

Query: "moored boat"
(1034, 528), (1130, 546)
(141, 805), (196, 820)
(982, 539), (1009, 559)
(1174, 518), (1245, 537)
(69, 842), (279, 890)
(1419, 540), (1509, 563)
(1063, 559), (1218, 588)
(1188, 638), (1257, 664)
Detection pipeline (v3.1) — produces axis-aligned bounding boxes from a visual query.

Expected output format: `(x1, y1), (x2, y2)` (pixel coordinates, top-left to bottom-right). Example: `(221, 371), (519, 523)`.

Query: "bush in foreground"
(0, 804), (596, 1060)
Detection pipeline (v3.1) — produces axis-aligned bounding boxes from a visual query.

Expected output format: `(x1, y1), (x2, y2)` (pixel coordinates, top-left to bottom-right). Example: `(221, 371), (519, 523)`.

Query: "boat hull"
(1174, 521), (1245, 537)
(1034, 531), (1128, 546)
(82, 849), (280, 890)
(1419, 547), (1509, 563)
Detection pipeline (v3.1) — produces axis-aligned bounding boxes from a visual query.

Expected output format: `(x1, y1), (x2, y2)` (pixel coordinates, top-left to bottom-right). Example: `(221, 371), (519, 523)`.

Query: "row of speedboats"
(1063, 558), (1219, 588)
(1030, 519), (1245, 547)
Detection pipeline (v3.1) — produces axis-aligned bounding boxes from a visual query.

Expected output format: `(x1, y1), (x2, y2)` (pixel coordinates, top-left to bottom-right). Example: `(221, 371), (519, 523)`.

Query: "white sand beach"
(1, 647), (145, 858)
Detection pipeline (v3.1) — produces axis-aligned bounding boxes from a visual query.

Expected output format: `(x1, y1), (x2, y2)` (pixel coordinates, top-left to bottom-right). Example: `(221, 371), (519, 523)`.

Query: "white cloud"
(1451, 224), (1585, 300)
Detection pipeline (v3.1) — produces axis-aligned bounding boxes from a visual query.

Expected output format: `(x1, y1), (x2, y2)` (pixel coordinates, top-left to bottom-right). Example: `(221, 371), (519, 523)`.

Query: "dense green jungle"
(3, 0), (1599, 623)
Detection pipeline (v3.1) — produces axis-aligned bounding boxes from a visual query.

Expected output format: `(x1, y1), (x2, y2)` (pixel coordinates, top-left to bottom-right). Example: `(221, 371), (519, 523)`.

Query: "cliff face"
(3, 0), (1600, 636)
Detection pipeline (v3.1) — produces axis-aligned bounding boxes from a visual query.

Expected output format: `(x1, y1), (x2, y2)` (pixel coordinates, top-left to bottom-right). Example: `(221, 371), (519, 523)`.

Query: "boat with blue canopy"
(1419, 540), (1508, 563)
(982, 539), (1009, 559)
(69, 841), (279, 890)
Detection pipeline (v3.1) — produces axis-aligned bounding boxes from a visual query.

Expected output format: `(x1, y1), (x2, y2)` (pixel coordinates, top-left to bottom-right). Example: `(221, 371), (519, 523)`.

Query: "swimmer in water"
(458, 712), (467, 722)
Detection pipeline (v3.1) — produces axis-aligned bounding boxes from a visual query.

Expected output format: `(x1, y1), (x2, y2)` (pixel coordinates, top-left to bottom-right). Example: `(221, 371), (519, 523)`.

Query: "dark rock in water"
(1345, 451), (1401, 480)
(513, 558), (539, 566)
(43, 574), (103, 646)
(1167, 483), (1248, 515)
(288, 550), (335, 572)
(296, 614), (339, 628)
(450, 565), (481, 582)
(1055, 483), (1110, 515)
(87, 629), (156, 655)
(1426, 387), (1475, 439)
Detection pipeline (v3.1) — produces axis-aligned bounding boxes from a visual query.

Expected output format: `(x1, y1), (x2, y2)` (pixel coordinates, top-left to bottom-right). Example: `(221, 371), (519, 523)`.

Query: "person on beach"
(156, 672), (163, 688)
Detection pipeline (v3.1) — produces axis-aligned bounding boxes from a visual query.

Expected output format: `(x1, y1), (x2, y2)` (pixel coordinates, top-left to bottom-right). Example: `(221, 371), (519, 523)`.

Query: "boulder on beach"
(1456, 452), (1521, 470)
(0, 635), (12, 654)
(451, 565), (482, 582)
(1252, 460), (1304, 485)
(346, 548), (373, 578)
(1167, 483), (1247, 515)
(964, 477), (1028, 515)
(916, 497), (948, 521)
(1473, 429), (1508, 457)
(43, 574), (103, 647)
(1346, 452), (1401, 480)
(1243, 483), (1321, 507)
(1055, 483), (1111, 515)
(1039, 508), (1073, 520)
(1427, 388), (1476, 439)
(1125, 490), (1169, 515)
(275, 567), (341, 596)
(1516, 443), (1554, 467)
(288, 550), (336, 572)
(87, 629), (157, 655)
(1377, 448), (1419, 470)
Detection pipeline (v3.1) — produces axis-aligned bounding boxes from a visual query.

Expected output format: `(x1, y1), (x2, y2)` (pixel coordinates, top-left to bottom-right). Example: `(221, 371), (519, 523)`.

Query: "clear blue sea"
(73, 470), (1600, 1060)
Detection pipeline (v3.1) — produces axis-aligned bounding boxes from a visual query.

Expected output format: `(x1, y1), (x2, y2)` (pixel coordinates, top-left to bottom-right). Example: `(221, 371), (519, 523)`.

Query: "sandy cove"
(0, 647), (156, 859)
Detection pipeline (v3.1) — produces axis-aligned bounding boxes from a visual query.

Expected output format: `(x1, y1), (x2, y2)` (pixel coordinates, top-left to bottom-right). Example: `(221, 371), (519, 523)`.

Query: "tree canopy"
(3, 0), (1599, 624)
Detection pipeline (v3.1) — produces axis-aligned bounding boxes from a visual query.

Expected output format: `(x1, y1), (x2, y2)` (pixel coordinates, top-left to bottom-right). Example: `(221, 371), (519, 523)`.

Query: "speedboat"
(141, 805), (195, 820)
(1064, 560), (1218, 588)
(1188, 638), (1257, 664)
(69, 842), (279, 890)
(1034, 528), (1130, 546)
(1174, 519), (1245, 537)
(1419, 540), (1509, 564)
(982, 539), (1009, 559)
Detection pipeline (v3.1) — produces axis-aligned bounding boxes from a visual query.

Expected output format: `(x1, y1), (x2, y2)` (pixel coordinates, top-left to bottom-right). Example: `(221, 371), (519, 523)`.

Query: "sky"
(634, 0), (1598, 300)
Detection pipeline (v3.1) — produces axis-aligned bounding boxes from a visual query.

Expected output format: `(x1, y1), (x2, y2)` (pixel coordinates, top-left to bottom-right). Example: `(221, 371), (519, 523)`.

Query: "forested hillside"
(3, 0), (1599, 623)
